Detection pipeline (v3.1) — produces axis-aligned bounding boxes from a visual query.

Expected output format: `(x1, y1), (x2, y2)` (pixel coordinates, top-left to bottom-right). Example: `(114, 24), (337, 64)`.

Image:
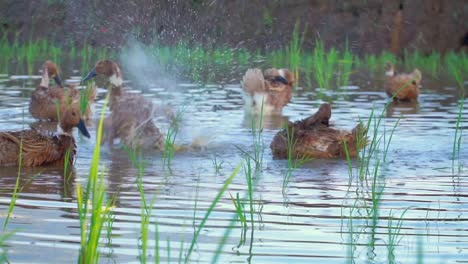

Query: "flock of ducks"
(0, 59), (422, 167)
(243, 63), (421, 159)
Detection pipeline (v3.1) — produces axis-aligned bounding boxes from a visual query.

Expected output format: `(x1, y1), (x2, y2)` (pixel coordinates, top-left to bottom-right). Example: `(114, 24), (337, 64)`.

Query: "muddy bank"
(1, 0), (467, 54)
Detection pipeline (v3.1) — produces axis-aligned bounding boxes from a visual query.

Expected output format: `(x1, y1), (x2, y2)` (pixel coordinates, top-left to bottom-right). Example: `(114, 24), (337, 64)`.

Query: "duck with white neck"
(82, 60), (172, 150)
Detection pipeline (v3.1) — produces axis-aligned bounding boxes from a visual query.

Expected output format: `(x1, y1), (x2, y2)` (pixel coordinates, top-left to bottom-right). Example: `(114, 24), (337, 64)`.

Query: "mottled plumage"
(0, 104), (90, 167)
(29, 61), (96, 121)
(270, 103), (367, 159)
(83, 60), (166, 150)
(241, 68), (294, 115)
(384, 63), (422, 102)
(103, 97), (165, 150)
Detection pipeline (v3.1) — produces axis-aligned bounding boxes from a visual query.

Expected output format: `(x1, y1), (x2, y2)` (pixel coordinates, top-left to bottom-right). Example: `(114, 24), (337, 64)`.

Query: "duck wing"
(241, 69), (266, 95)
(0, 130), (71, 166)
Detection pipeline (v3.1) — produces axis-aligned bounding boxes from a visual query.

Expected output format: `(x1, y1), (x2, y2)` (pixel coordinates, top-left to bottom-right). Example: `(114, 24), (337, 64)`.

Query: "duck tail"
(390, 2), (403, 56)
(241, 68), (265, 95)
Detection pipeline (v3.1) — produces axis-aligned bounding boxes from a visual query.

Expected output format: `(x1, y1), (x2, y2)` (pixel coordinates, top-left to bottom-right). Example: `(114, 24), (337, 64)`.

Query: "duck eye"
(72, 111), (76, 116)
(412, 81), (417, 85)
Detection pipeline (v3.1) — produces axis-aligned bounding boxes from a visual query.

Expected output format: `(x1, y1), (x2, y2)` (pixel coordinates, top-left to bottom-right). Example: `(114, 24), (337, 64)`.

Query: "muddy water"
(0, 73), (466, 263)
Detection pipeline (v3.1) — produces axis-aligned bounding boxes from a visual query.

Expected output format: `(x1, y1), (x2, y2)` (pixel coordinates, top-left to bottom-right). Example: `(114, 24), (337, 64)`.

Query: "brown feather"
(241, 68), (294, 115)
(29, 61), (95, 121)
(90, 60), (165, 150)
(0, 130), (76, 167)
(270, 103), (367, 159)
(0, 102), (88, 167)
(384, 63), (422, 101)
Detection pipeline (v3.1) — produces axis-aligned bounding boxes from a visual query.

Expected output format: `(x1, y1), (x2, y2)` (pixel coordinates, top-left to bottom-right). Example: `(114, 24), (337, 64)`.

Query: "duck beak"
(274, 75), (289, 85)
(53, 75), (63, 87)
(82, 68), (97, 83)
(77, 119), (91, 138)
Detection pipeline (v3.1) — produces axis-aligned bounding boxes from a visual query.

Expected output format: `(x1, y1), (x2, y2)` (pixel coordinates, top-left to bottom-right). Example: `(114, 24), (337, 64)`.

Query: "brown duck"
(0, 103), (90, 167)
(241, 68), (294, 115)
(270, 103), (367, 159)
(82, 60), (165, 150)
(384, 62), (422, 102)
(29, 61), (96, 122)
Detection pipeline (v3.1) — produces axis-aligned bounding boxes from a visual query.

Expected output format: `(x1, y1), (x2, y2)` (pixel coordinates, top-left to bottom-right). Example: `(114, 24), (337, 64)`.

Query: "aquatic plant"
(243, 156), (255, 244)
(337, 42), (354, 90)
(236, 100), (265, 171)
(184, 162), (242, 263)
(416, 233), (424, 264)
(77, 95), (113, 264)
(124, 146), (153, 263)
(211, 155), (224, 174)
(154, 221), (160, 263)
(312, 40), (334, 90)
(283, 124), (309, 193)
(2, 33), (468, 92)
(452, 98), (464, 173)
(446, 52), (466, 93)
(251, 107), (265, 171)
(3, 141), (23, 231)
(386, 209), (408, 264)
(342, 100), (403, 263)
(229, 192), (248, 247)
(405, 50), (440, 78)
(287, 21), (307, 84)
(162, 108), (184, 169)
(79, 81), (95, 116)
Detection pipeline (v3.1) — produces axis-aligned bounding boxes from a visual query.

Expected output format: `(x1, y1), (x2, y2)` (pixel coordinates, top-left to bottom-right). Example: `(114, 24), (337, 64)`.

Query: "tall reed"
(77, 95), (114, 264)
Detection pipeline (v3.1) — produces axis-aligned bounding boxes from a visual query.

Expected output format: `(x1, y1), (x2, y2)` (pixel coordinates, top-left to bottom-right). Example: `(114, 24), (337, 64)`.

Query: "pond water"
(0, 71), (466, 263)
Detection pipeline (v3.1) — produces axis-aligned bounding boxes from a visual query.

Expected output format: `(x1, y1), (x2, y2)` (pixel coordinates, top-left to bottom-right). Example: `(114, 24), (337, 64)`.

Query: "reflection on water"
(0, 73), (466, 263)
(386, 100), (420, 118)
(242, 112), (290, 130)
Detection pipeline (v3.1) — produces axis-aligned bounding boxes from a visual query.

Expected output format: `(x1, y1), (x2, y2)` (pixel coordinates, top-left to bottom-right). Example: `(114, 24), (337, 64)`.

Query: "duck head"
(385, 62), (395, 77)
(82, 60), (123, 87)
(44, 60), (63, 87)
(58, 103), (90, 138)
(278, 68), (295, 86)
(264, 68), (294, 86)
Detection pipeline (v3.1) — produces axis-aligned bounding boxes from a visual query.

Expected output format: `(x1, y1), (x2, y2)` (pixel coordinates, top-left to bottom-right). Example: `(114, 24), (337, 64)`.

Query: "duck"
(0, 102), (90, 167)
(82, 60), (165, 150)
(384, 62), (422, 102)
(270, 103), (367, 159)
(29, 60), (96, 122)
(241, 68), (294, 115)
(101, 99), (165, 150)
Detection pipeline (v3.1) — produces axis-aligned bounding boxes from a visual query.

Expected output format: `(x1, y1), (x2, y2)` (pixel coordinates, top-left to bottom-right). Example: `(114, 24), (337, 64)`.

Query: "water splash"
(119, 38), (178, 91)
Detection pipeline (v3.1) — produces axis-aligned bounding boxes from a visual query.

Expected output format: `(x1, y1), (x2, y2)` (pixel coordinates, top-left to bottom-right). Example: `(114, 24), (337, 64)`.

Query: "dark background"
(1, 0), (467, 54)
